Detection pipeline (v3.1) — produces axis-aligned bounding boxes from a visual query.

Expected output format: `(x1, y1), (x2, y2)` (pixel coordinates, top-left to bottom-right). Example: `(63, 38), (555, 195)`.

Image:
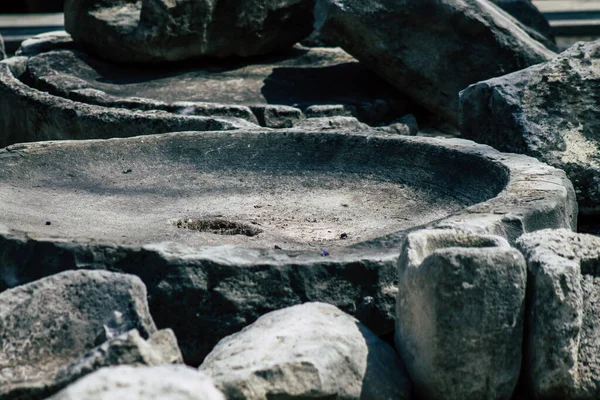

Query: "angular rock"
(0, 270), (157, 400)
(396, 229), (527, 400)
(16, 31), (76, 57)
(47, 365), (225, 400)
(516, 229), (600, 399)
(292, 116), (370, 131)
(0, 34), (5, 60)
(316, 0), (555, 124)
(201, 302), (411, 400)
(460, 41), (600, 212)
(491, 0), (555, 47)
(64, 0), (315, 63)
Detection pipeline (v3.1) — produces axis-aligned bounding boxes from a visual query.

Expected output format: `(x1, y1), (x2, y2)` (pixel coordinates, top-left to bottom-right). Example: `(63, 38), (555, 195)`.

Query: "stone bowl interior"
(0, 130), (508, 252)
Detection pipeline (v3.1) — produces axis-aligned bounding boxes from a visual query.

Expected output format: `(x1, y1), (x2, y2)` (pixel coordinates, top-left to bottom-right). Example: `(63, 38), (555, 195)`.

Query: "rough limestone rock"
(53, 329), (183, 393)
(64, 0), (315, 63)
(315, 0), (555, 124)
(396, 229), (527, 400)
(47, 365), (225, 400)
(201, 302), (411, 400)
(491, 0), (555, 47)
(460, 41), (600, 212)
(516, 229), (600, 399)
(0, 270), (157, 400)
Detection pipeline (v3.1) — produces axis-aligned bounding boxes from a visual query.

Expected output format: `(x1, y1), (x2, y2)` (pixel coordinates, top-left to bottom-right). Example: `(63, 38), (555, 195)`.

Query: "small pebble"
(45, 221), (51, 226)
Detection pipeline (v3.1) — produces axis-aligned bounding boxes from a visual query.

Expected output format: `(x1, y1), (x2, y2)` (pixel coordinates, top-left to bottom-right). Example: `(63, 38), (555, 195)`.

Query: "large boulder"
(315, 0), (555, 125)
(47, 365), (225, 400)
(200, 302), (411, 400)
(460, 41), (600, 212)
(396, 229), (527, 400)
(491, 0), (555, 48)
(64, 0), (315, 63)
(0, 270), (157, 400)
(517, 229), (600, 399)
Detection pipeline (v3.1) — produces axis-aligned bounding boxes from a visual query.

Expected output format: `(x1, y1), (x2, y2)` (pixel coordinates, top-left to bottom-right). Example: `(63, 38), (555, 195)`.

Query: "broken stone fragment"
(460, 40), (600, 212)
(47, 365), (225, 400)
(396, 229), (527, 400)
(0, 270), (157, 400)
(517, 229), (600, 399)
(200, 302), (411, 400)
(64, 0), (316, 63)
(316, 0), (555, 125)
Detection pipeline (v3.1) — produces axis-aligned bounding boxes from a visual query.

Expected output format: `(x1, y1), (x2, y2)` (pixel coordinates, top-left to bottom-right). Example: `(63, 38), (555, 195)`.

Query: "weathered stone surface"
(316, 0), (555, 125)
(47, 365), (225, 400)
(64, 0), (315, 62)
(16, 31), (76, 57)
(0, 131), (576, 364)
(378, 114), (419, 136)
(491, 0), (555, 47)
(0, 270), (157, 400)
(516, 229), (600, 399)
(292, 116), (370, 131)
(201, 302), (411, 400)
(396, 229), (527, 400)
(460, 41), (600, 212)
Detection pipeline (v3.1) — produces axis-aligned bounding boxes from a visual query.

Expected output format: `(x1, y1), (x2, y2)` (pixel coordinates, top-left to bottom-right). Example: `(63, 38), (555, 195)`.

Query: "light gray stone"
(292, 116), (370, 131)
(16, 31), (76, 57)
(64, 0), (315, 63)
(517, 229), (600, 399)
(201, 302), (411, 400)
(47, 365), (225, 400)
(460, 40), (600, 212)
(0, 270), (157, 400)
(315, 0), (555, 125)
(396, 229), (527, 400)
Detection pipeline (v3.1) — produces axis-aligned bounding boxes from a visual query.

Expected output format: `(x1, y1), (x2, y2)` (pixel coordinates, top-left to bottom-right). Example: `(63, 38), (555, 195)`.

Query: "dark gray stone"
(460, 40), (600, 212)
(0, 131), (576, 365)
(0, 34), (5, 60)
(200, 302), (411, 400)
(315, 0), (555, 125)
(0, 270), (157, 400)
(517, 229), (600, 399)
(64, 0), (315, 62)
(47, 366), (225, 400)
(491, 0), (555, 48)
(396, 229), (527, 400)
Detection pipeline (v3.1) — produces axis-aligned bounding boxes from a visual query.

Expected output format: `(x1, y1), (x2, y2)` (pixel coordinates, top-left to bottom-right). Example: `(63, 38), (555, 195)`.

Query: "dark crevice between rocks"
(578, 210), (600, 236)
(173, 218), (262, 237)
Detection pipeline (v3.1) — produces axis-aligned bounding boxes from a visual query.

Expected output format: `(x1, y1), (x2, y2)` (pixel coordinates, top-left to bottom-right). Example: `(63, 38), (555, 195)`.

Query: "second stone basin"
(0, 129), (576, 364)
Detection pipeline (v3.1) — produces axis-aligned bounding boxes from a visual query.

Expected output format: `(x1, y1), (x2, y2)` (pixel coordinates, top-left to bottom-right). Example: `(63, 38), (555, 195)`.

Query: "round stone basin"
(0, 131), (504, 252)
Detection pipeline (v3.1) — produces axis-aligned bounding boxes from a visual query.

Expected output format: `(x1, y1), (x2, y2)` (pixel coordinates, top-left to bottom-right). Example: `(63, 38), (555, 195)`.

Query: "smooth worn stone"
(316, 0), (555, 125)
(396, 229), (527, 400)
(0, 131), (576, 364)
(516, 229), (600, 399)
(0, 270), (157, 400)
(64, 0), (315, 62)
(49, 329), (183, 397)
(460, 41), (600, 212)
(16, 31), (76, 57)
(491, 0), (556, 48)
(47, 365), (225, 400)
(200, 302), (411, 400)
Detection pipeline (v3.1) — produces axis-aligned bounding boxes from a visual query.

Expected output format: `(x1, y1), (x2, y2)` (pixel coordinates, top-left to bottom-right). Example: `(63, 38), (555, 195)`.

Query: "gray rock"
(0, 131), (576, 365)
(378, 114), (419, 136)
(47, 365), (225, 400)
(64, 0), (315, 63)
(292, 116), (370, 131)
(16, 31), (76, 57)
(396, 229), (527, 400)
(315, 0), (555, 125)
(0, 34), (5, 60)
(516, 229), (600, 399)
(491, 0), (555, 48)
(201, 302), (411, 400)
(44, 329), (184, 398)
(0, 270), (157, 400)
(460, 40), (600, 212)
(250, 104), (303, 128)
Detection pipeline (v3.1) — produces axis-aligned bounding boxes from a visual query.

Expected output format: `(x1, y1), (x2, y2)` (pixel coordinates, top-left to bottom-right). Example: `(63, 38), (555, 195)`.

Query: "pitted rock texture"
(64, 0), (315, 62)
(461, 41), (600, 212)
(0, 270), (157, 400)
(315, 0), (555, 125)
(517, 229), (600, 399)
(201, 302), (411, 400)
(491, 0), (555, 48)
(47, 365), (225, 400)
(396, 229), (527, 400)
